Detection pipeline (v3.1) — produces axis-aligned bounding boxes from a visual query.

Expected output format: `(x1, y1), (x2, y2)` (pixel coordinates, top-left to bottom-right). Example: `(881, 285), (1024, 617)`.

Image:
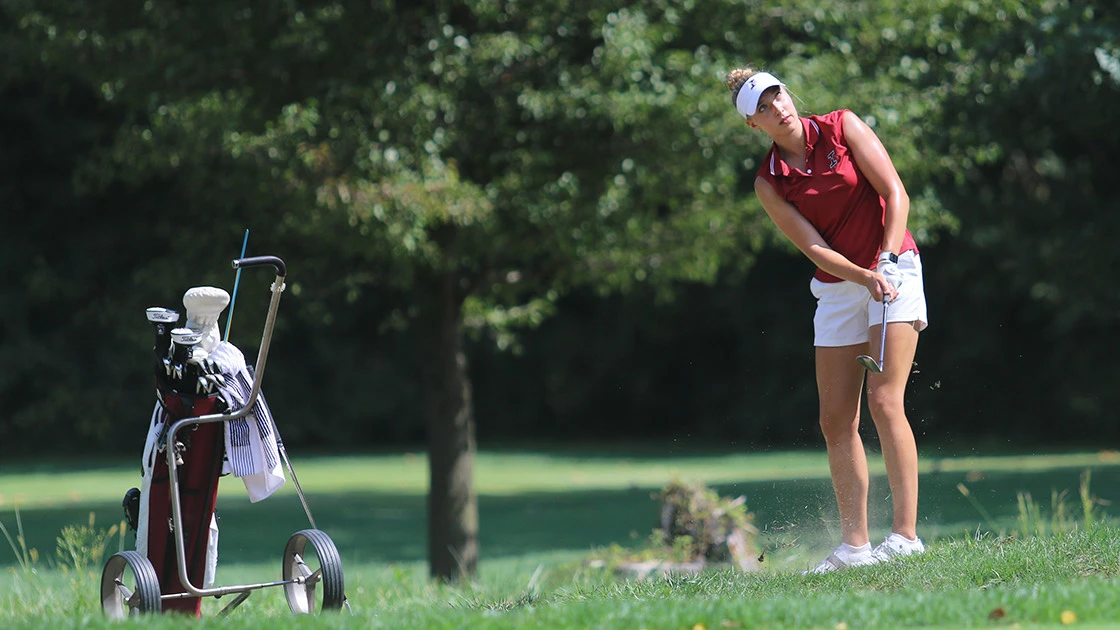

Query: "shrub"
(589, 479), (759, 578)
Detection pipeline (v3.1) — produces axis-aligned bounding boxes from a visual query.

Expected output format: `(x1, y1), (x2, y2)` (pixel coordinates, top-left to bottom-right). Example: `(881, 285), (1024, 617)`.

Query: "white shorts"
(810, 251), (929, 347)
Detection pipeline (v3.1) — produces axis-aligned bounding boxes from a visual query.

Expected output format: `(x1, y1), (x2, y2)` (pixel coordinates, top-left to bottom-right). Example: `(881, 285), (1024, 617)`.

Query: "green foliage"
(0, 503), (39, 575)
(54, 512), (121, 575)
(1014, 470), (1108, 538)
(16, 0), (771, 305)
(589, 478), (758, 574)
(956, 482), (1001, 534)
(959, 469), (1113, 539)
(5, 0), (779, 453)
(656, 479), (756, 564)
(1, 0), (1119, 453)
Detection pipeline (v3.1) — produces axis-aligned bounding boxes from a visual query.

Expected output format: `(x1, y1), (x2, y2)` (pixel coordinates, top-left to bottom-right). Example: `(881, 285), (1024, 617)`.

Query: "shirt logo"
(827, 150), (839, 170)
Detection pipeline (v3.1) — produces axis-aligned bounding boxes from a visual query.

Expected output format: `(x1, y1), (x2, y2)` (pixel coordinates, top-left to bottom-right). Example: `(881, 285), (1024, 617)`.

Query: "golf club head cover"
(183, 286), (230, 356)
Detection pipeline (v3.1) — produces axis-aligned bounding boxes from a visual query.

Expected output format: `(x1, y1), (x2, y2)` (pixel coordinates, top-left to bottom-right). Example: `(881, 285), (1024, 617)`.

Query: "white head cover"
(735, 72), (785, 118)
(183, 286), (231, 354)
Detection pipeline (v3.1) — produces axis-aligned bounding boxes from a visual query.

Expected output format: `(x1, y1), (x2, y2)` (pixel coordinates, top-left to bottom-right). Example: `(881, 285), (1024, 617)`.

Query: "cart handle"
(166, 253), (289, 598)
(232, 255), (286, 278)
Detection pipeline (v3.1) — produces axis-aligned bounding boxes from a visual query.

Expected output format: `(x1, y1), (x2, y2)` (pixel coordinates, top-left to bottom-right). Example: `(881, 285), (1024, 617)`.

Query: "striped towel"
(208, 342), (286, 503)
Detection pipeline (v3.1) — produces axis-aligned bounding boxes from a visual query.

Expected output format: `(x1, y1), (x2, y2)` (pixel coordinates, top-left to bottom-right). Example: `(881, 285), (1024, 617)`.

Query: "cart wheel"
(101, 550), (162, 618)
(282, 529), (345, 614)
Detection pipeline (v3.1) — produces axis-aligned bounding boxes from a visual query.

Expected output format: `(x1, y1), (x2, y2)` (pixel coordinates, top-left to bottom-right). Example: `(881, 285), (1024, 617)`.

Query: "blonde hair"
(725, 66), (761, 109)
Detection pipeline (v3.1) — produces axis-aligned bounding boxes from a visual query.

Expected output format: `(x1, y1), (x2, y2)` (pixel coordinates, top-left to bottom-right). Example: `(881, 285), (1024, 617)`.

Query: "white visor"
(735, 72), (785, 118)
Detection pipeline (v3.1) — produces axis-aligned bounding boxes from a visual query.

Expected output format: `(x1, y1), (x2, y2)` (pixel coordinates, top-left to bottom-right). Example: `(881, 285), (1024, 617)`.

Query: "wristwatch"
(878, 251), (898, 264)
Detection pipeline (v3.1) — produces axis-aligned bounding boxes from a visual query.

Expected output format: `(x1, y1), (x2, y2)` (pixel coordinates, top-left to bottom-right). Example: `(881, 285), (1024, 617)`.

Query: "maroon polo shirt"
(756, 109), (918, 283)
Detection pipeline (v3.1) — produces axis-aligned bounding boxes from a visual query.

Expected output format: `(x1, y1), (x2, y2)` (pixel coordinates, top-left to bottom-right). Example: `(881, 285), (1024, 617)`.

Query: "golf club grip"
(232, 256), (286, 277)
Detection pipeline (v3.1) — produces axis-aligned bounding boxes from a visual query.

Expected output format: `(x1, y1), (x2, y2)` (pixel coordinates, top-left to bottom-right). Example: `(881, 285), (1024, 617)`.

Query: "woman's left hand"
(865, 271), (899, 303)
(878, 258), (903, 294)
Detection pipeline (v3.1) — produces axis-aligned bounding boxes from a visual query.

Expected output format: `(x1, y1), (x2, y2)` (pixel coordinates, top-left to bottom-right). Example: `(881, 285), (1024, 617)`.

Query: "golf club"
(856, 298), (889, 373)
(169, 327), (200, 370)
(146, 307), (179, 355)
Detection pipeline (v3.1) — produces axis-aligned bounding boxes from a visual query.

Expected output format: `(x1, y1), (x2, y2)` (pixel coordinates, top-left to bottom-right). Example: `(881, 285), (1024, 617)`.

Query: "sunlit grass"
(3, 530), (1120, 628)
(3, 448), (1119, 508)
(3, 449), (1120, 628)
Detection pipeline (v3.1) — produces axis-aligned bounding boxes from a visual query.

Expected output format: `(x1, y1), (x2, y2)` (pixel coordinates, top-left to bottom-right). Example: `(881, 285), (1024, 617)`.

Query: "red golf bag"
(142, 387), (225, 617)
(130, 310), (229, 617)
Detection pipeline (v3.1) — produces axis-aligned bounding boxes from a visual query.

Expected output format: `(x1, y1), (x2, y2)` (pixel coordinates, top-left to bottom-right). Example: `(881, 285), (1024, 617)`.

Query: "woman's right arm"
(754, 176), (896, 302)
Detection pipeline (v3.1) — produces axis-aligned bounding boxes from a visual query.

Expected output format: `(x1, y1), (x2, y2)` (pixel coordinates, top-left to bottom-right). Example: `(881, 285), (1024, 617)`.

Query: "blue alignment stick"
(223, 229), (250, 342)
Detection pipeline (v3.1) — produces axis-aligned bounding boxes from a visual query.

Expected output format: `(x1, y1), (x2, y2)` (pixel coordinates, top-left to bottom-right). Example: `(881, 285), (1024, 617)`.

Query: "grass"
(2, 448), (1120, 628)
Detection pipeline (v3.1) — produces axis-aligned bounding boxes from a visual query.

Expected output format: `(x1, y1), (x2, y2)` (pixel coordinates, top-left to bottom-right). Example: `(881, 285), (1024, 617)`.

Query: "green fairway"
(2, 449), (1119, 628)
(3, 449), (1120, 567)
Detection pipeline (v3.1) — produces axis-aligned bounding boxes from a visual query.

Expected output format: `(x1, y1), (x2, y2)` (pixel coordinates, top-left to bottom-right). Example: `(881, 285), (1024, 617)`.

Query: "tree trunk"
(418, 273), (478, 581)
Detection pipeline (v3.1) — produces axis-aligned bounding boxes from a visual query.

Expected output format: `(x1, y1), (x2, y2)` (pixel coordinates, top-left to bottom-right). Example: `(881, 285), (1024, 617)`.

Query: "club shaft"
(277, 439), (317, 530)
(877, 299), (889, 366)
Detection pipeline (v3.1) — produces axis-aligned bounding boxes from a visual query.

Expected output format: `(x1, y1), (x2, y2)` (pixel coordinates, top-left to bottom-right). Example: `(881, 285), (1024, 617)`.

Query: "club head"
(146, 307), (180, 324)
(170, 328), (203, 347)
(856, 354), (883, 373)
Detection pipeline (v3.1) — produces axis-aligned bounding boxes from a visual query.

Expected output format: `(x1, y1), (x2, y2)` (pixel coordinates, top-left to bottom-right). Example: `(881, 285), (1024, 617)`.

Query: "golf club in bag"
(103, 256), (347, 618)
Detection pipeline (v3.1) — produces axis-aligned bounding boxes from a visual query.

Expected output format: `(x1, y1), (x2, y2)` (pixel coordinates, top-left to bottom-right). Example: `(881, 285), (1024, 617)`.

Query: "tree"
(16, 0), (776, 580)
(917, 0), (1120, 437)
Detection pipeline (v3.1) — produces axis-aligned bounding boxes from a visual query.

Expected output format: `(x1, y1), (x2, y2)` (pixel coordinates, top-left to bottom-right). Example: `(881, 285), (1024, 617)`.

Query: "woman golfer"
(726, 67), (928, 572)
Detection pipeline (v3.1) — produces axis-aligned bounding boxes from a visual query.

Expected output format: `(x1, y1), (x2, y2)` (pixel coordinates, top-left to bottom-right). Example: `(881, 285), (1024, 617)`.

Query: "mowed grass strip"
(2, 449), (1119, 508)
(2, 528), (1119, 628)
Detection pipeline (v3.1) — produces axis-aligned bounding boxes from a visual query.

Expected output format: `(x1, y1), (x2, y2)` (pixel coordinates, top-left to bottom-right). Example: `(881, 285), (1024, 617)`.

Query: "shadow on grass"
(4, 463), (1118, 570)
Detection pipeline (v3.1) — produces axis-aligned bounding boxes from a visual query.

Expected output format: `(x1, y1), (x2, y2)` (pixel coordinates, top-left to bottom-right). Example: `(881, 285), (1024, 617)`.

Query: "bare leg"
(816, 344), (873, 547)
(865, 321), (921, 539)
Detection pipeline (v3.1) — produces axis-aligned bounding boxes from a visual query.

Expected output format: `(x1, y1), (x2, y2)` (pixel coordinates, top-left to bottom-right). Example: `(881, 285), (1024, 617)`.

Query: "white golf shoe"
(871, 532), (926, 563)
(804, 542), (879, 574)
